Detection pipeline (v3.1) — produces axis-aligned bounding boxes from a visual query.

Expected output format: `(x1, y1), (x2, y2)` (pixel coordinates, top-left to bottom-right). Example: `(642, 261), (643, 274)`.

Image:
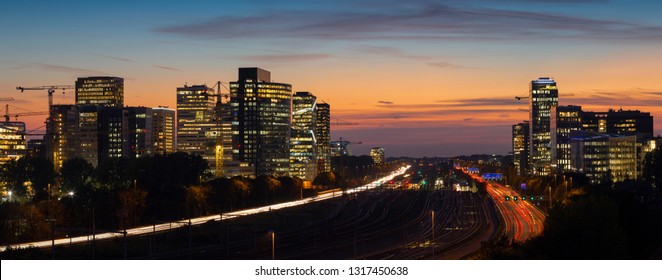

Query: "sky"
(1, 0), (661, 157)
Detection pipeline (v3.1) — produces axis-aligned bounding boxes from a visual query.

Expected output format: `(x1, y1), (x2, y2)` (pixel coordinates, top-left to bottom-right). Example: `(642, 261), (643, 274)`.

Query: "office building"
(512, 121), (530, 176)
(290, 92), (318, 181)
(126, 107), (153, 158)
(75, 76), (125, 166)
(152, 107), (176, 154)
(316, 102), (331, 173)
(230, 67), (292, 177)
(48, 105), (78, 168)
(27, 139), (46, 159)
(582, 109), (653, 139)
(0, 122), (26, 164)
(370, 147), (385, 165)
(551, 105), (583, 172)
(570, 131), (637, 185)
(529, 77), (558, 175)
(75, 76), (124, 107)
(176, 84), (222, 176)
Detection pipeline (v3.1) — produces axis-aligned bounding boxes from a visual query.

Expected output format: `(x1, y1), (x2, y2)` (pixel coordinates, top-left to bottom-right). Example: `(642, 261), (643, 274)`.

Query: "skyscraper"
(230, 67), (292, 176)
(75, 76), (125, 166)
(176, 84), (222, 175)
(370, 147), (385, 165)
(152, 107), (176, 154)
(582, 109), (653, 139)
(290, 92), (317, 181)
(316, 103), (331, 173)
(512, 121), (530, 176)
(48, 104), (78, 168)
(529, 77), (558, 176)
(551, 105), (582, 172)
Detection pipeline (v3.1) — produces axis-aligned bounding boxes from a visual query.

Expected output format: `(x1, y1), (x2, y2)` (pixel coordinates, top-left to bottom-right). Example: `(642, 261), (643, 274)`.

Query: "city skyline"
(2, 0), (662, 157)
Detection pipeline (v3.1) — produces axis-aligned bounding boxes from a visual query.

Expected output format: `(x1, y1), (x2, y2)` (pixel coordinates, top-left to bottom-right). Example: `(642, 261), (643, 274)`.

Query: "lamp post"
(431, 210), (435, 258)
(268, 230), (275, 260)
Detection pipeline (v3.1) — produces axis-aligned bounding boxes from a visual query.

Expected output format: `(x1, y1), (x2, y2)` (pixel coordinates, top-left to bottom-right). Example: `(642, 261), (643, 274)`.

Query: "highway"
(0, 166), (410, 253)
(464, 170), (545, 242)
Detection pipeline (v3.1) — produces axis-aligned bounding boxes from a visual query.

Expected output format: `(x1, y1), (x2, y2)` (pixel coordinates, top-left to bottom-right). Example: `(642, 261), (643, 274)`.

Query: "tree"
(643, 146), (662, 190)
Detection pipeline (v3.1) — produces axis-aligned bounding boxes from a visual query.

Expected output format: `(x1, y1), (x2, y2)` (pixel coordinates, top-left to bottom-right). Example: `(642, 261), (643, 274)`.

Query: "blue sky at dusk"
(2, 0), (661, 157)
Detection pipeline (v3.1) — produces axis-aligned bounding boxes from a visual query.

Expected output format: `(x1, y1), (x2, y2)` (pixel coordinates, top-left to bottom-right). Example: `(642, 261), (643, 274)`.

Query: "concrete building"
(126, 106), (153, 158)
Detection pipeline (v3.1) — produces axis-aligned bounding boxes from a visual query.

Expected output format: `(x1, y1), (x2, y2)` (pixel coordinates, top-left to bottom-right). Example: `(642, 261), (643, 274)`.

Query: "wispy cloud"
(353, 46), (430, 60)
(153, 65), (183, 72)
(156, 2), (662, 42)
(7, 62), (108, 75)
(239, 54), (332, 63)
(427, 61), (474, 70)
(93, 54), (135, 63)
(378, 100), (394, 105)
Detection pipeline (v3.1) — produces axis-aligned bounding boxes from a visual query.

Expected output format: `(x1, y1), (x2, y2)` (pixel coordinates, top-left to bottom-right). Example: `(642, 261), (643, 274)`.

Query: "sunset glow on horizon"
(2, 0), (661, 157)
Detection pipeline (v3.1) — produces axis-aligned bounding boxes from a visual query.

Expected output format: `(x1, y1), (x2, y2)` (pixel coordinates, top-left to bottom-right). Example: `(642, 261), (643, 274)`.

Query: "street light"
(7, 191), (12, 202)
(268, 230), (275, 260)
(68, 191), (74, 197)
(431, 210), (435, 258)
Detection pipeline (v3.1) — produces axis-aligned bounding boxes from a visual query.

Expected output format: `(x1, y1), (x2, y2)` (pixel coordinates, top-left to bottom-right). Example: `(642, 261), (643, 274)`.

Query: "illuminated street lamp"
(267, 230), (275, 260)
(68, 191), (74, 197)
(7, 191), (12, 202)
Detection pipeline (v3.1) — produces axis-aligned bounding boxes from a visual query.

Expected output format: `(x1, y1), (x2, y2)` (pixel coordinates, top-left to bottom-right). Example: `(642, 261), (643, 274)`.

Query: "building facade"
(370, 147), (385, 165)
(512, 121), (530, 176)
(75, 77), (124, 107)
(176, 84), (223, 175)
(48, 105), (78, 168)
(529, 77), (559, 176)
(126, 107), (153, 158)
(0, 122), (26, 164)
(551, 105), (583, 172)
(151, 107), (176, 154)
(290, 92), (318, 181)
(570, 131), (637, 185)
(316, 102), (331, 173)
(230, 67), (292, 177)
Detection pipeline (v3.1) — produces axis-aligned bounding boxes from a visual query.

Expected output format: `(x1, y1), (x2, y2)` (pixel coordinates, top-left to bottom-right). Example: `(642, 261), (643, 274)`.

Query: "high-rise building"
(570, 131), (637, 185)
(27, 139), (46, 159)
(0, 122), (26, 164)
(529, 77), (558, 175)
(126, 107), (153, 158)
(290, 92), (318, 181)
(152, 107), (176, 154)
(75, 77), (124, 107)
(77, 105), (100, 166)
(370, 147), (385, 165)
(176, 84), (222, 175)
(75, 76), (125, 166)
(551, 105), (583, 172)
(316, 103), (331, 173)
(512, 121), (530, 176)
(48, 105), (78, 168)
(97, 107), (128, 160)
(230, 67), (292, 176)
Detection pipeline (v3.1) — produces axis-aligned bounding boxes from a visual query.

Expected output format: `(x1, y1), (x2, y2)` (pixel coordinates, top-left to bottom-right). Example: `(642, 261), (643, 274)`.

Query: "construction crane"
(331, 119), (359, 126)
(16, 85), (74, 112)
(515, 93), (574, 100)
(4, 105), (48, 123)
